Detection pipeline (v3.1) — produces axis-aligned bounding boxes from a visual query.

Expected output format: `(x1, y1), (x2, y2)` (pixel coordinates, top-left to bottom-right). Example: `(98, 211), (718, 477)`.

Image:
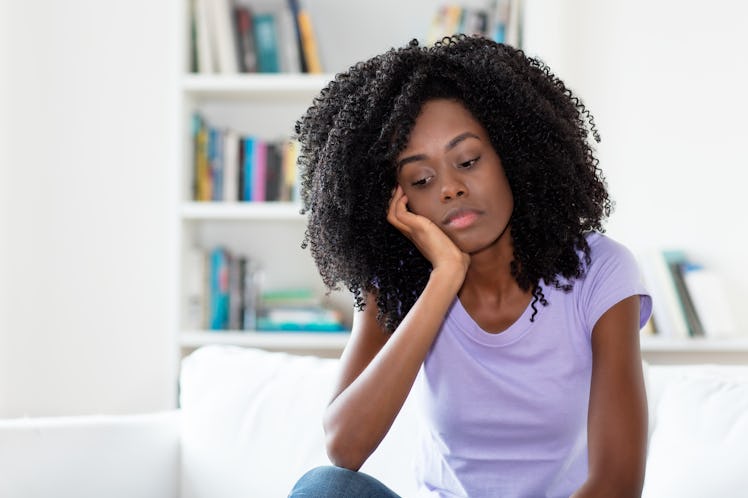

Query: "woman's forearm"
(323, 266), (464, 470)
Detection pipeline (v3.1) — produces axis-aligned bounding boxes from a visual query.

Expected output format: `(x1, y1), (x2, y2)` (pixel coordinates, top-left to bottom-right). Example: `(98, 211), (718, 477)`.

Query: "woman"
(289, 35), (652, 498)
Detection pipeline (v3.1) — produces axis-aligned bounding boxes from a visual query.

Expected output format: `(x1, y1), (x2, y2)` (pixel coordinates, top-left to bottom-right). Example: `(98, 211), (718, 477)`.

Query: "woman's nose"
(440, 173), (467, 202)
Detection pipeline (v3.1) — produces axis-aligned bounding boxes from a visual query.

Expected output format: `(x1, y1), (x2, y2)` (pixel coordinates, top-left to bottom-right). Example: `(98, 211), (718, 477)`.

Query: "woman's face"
(395, 98), (514, 255)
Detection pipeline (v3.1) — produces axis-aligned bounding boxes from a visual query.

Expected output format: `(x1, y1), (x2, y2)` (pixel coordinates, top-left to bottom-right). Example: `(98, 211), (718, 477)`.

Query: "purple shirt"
(414, 233), (652, 498)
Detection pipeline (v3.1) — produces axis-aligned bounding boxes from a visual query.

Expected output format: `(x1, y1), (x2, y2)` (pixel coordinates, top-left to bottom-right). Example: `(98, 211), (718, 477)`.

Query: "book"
(193, 0), (216, 73)
(208, 0), (240, 74)
(209, 127), (223, 201)
(185, 246), (207, 329)
(240, 257), (261, 330)
(209, 247), (230, 330)
(639, 250), (690, 338)
(286, 0), (308, 72)
(252, 139), (267, 201)
(253, 12), (280, 73)
(682, 264), (738, 338)
(242, 137), (255, 201)
(276, 6), (302, 73)
(193, 114), (212, 201)
(264, 142), (283, 201)
(295, 1), (322, 73)
(233, 5), (257, 72)
(280, 139), (299, 201)
(257, 306), (344, 332)
(222, 129), (240, 202)
(662, 250), (705, 337)
(227, 251), (242, 330)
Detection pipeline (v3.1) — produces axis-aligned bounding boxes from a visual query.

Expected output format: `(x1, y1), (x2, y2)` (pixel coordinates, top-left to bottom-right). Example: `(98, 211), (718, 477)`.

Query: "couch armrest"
(0, 411), (181, 498)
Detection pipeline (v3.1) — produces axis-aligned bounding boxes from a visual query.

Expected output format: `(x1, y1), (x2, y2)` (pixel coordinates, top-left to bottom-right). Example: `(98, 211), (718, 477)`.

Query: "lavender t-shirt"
(414, 233), (652, 498)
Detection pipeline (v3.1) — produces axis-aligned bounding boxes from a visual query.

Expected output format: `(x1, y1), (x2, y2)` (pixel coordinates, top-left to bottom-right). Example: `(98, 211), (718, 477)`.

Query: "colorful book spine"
(296, 5), (322, 73)
(209, 247), (230, 330)
(252, 140), (267, 202)
(253, 13), (280, 73)
(193, 114), (212, 201)
(242, 137), (255, 201)
(209, 128), (223, 201)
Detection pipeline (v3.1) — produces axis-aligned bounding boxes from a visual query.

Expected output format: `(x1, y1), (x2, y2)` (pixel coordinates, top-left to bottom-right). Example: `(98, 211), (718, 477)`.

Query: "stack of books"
(185, 247), (345, 333)
(190, 0), (322, 74)
(639, 249), (737, 339)
(427, 0), (522, 47)
(192, 113), (299, 202)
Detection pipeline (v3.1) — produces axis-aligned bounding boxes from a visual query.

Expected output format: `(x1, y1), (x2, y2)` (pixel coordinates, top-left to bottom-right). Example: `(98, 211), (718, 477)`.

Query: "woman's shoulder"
(584, 231), (637, 267)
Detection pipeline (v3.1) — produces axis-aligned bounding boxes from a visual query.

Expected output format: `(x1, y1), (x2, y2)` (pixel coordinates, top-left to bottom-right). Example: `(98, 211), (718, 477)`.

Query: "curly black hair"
(295, 35), (611, 333)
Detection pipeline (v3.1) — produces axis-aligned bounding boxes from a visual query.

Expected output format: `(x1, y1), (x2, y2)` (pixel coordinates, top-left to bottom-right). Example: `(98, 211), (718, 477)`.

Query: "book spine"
(234, 5), (257, 72)
(194, 0), (216, 73)
(662, 250), (705, 337)
(286, 0), (308, 72)
(209, 247), (230, 330)
(296, 4), (322, 73)
(242, 137), (254, 201)
(281, 139), (299, 202)
(639, 250), (690, 338)
(209, 0), (239, 74)
(252, 140), (267, 201)
(265, 142), (282, 201)
(228, 251), (242, 330)
(222, 129), (239, 202)
(276, 7), (302, 73)
(209, 128), (223, 201)
(253, 13), (280, 73)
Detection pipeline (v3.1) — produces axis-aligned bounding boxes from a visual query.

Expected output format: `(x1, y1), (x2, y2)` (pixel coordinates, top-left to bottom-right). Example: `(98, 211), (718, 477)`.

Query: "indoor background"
(1, 0), (746, 418)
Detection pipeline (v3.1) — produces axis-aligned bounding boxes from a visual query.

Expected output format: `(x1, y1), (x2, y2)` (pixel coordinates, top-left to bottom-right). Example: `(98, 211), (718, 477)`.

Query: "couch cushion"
(179, 346), (420, 498)
(642, 365), (748, 497)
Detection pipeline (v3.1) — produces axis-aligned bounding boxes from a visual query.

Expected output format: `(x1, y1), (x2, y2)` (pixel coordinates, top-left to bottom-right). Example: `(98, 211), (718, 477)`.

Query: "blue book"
(209, 248), (230, 330)
(210, 128), (224, 201)
(253, 13), (280, 73)
(242, 137), (255, 201)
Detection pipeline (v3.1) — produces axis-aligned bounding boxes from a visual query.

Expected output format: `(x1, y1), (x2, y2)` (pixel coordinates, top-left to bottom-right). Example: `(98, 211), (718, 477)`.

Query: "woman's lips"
(443, 208), (480, 229)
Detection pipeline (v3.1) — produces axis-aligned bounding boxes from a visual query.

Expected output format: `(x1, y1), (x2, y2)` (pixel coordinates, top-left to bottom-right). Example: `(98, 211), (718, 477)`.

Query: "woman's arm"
(323, 186), (470, 470)
(572, 295), (648, 498)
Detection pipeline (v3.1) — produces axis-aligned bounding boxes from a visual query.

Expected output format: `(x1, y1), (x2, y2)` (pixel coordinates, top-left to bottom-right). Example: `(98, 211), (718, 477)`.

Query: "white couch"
(1, 345), (748, 498)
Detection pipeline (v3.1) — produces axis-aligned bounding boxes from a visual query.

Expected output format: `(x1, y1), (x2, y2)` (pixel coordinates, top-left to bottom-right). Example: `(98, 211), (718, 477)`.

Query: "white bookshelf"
(173, 0), (360, 363)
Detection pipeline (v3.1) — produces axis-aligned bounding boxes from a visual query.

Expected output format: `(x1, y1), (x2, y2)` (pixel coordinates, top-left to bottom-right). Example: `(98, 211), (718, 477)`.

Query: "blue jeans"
(288, 466), (402, 497)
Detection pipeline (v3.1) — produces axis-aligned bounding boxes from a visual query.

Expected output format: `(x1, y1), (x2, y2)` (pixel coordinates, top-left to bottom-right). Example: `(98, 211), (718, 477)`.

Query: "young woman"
(289, 35), (652, 498)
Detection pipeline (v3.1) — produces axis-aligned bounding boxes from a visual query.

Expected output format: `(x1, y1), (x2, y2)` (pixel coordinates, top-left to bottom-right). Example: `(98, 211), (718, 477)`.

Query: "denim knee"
(288, 465), (401, 498)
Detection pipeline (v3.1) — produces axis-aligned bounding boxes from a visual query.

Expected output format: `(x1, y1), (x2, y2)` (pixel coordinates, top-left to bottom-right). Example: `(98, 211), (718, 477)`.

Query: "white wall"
(0, 0), (178, 417)
(524, 0), (748, 330)
(0, 0), (11, 411)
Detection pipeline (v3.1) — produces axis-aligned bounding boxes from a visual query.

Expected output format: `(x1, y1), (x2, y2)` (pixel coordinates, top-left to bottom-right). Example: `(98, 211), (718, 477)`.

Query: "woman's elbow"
(324, 428), (367, 471)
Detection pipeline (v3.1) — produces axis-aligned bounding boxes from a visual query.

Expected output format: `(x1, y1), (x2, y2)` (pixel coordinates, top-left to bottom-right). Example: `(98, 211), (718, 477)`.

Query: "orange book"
(297, 9), (322, 73)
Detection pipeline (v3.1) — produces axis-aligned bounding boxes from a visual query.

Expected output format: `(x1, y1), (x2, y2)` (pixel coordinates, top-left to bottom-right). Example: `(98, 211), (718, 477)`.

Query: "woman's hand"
(387, 185), (470, 276)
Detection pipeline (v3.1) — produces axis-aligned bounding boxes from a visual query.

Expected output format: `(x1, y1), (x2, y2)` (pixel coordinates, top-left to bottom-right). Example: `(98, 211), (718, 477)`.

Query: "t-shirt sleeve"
(578, 235), (653, 338)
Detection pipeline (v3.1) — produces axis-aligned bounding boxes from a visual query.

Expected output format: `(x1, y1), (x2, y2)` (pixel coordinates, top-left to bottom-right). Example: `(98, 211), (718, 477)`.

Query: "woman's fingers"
(387, 185), (412, 234)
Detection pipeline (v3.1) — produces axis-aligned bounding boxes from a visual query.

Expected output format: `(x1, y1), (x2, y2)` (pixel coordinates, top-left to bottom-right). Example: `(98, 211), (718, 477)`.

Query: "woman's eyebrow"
(445, 131), (480, 151)
(397, 132), (481, 170)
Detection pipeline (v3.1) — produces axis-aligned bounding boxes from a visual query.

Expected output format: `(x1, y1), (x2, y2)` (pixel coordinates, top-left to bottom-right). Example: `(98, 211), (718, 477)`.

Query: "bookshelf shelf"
(181, 73), (333, 99)
(640, 336), (748, 352)
(180, 330), (350, 350)
(180, 201), (304, 220)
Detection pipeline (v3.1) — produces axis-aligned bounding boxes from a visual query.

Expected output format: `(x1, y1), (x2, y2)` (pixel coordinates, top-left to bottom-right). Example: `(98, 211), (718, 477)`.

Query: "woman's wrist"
(429, 262), (467, 293)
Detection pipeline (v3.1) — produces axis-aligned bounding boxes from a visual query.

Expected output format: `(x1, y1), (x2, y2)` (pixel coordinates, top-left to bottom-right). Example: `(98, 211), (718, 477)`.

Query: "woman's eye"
(459, 157), (480, 168)
(411, 177), (430, 187)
